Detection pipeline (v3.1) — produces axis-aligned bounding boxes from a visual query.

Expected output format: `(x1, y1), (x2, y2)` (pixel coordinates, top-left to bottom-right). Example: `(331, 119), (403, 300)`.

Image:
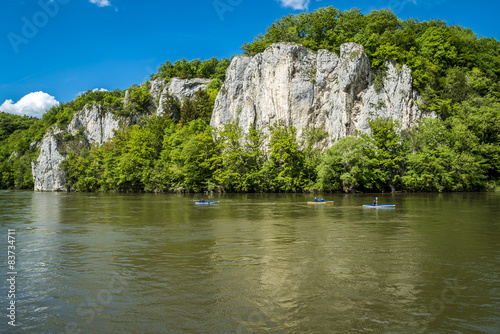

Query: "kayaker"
(200, 198), (205, 202)
(320, 198), (325, 202)
(372, 197), (378, 206)
(314, 197), (318, 202)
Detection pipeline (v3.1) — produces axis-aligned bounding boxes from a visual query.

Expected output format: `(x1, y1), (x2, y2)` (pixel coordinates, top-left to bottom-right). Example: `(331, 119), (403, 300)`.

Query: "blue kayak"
(363, 204), (395, 208)
(195, 201), (219, 205)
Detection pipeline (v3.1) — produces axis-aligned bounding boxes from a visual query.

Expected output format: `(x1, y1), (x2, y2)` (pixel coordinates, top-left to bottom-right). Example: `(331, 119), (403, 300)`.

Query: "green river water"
(0, 191), (499, 333)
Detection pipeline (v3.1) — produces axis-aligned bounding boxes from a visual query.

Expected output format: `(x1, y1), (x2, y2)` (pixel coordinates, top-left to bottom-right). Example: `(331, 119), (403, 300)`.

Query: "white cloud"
(77, 88), (109, 97)
(89, 0), (111, 8)
(0, 92), (59, 118)
(277, 0), (310, 10)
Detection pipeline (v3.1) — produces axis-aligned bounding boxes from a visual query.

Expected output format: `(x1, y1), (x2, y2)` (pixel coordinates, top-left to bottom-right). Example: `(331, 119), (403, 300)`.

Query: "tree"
(161, 93), (181, 121)
(124, 84), (152, 115)
(301, 127), (328, 188)
(210, 122), (245, 191)
(316, 136), (376, 192)
(364, 118), (402, 192)
(401, 117), (488, 191)
(180, 125), (217, 191)
(265, 121), (305, 191)
(151, 57), (231, 82)
(241, 125), (266, 192)
(179, 89), (214, 125)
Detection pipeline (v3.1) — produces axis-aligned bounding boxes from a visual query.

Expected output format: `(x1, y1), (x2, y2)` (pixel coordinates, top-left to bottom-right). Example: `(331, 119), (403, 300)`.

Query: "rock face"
(157, 78), (211, 116)
(210, 42), (423, 146)
(149, 78), (167, 102)
(32, 105), (122, 191)
(31, 129), (66, 191)
(67, 105), (120, 145)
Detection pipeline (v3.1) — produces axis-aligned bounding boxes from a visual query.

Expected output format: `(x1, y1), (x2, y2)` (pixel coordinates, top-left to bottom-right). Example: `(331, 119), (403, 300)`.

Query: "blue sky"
(1, 0), (499, 117)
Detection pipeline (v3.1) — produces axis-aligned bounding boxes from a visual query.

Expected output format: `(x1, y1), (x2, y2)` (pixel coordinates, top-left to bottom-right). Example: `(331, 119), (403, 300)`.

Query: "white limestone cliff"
(149, 78), (167, 102)
(32, 105), (122, 191)
(210, 42), (423, 146)
(31, 128), (66, 191)
(67, 105), (120, 145)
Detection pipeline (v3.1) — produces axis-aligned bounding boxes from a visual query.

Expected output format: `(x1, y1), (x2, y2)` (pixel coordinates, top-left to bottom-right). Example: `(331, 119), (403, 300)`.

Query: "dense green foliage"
(242, 7), (500, 117)
(0, 112), (37, 141)
(179, 89), (215, 125)
(317, 98), (500, 192)
(0, 116), (39, 189)
(1, 7), (499, 192)
(150, 57), (231, 83)
(121, 84), (151, 116)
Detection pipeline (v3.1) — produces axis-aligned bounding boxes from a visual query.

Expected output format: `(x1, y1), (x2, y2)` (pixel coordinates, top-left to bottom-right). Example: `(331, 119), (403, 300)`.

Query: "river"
(1, 191), (499, 333)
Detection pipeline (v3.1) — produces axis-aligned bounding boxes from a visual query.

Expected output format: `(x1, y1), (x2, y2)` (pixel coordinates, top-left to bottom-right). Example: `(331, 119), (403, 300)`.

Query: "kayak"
(195, 201), (219, 205)
(307, 201), (334, 205)
(363, 204), (395, 208)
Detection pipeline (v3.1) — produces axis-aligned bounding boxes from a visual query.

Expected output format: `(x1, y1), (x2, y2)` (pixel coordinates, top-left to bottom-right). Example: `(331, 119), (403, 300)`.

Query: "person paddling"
(313, 197), (318, 202)
(372, 197), (378, 206)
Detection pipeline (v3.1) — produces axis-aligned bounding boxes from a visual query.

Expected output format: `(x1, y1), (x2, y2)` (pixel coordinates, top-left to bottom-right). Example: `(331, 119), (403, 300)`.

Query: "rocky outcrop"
(210, 42), (423, 146)
(67, 105), (120, 145)
(157, 78), (211, 116)
(33, 105), (122, 191)
(31, 129), (66, 191)
(68, 105), (120, 145)
(149, 78), (167, 102)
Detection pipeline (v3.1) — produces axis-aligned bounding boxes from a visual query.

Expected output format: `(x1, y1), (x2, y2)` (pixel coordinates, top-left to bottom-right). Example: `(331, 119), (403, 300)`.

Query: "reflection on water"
(0, 191), (499, 333)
